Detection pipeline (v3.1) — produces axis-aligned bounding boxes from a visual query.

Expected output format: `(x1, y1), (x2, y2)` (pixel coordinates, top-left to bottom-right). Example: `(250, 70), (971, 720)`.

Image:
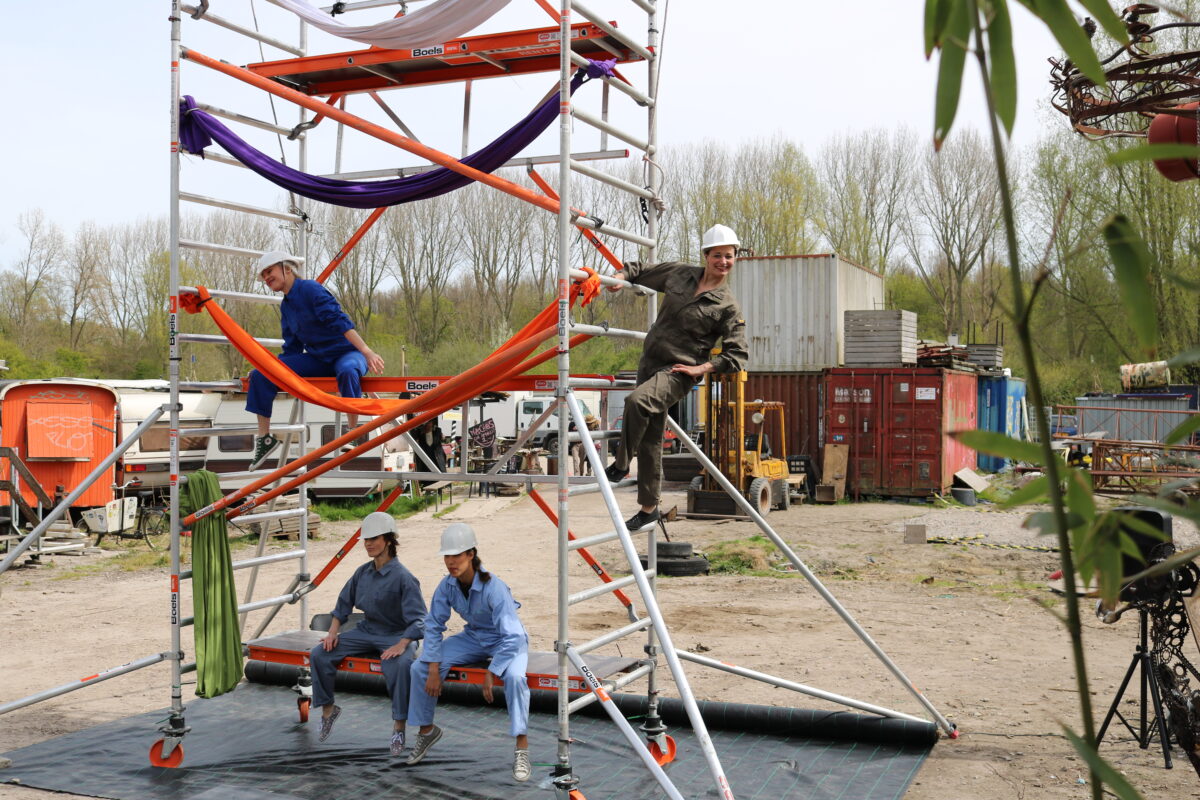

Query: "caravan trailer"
(0, 379), (121, 509)
(205, 393), (414, 498)
(106, 380), (223, 492)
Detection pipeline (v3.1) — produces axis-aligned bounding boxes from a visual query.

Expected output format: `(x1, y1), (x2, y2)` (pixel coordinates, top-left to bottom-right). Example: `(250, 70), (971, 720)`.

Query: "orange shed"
(0, 380), (119, 509)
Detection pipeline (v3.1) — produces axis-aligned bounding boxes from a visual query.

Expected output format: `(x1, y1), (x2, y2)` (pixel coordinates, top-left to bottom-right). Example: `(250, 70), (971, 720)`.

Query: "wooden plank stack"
(843, 310), (917, 366)
(245, 493), (321, 540)
(917, 342), (974, 370)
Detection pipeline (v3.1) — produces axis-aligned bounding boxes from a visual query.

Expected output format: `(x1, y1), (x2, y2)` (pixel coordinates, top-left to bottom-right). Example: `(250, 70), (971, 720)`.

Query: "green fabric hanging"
(185, 470), (243, 698)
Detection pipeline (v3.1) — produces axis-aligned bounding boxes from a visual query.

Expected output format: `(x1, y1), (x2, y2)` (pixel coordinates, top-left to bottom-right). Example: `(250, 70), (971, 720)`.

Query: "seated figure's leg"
(408, 632), (490, 728)
(500, 650), (530, 738)
(308, 627), (379, 710)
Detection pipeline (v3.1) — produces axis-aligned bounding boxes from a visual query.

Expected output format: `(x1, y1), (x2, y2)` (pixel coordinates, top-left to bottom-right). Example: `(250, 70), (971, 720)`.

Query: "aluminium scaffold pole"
(662, 414), (958, 737)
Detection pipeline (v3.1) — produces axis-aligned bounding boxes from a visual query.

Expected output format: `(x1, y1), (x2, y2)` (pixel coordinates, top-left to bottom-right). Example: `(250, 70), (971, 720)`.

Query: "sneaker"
(513, 748), (531, 782)
(249, 433), (282, 470)
(604, 463), (629, 483)
(625, 508), (660, 531)
(318, 704), (341, 742)
(405, 725), (442, 765)
(390, 730), (406, 756)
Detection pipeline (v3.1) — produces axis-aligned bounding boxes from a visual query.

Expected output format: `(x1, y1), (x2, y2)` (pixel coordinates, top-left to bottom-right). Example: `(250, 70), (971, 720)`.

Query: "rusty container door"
(744, 372), (824, 460)
(824, 369), (885, 494)
(877, 369), (978, 496)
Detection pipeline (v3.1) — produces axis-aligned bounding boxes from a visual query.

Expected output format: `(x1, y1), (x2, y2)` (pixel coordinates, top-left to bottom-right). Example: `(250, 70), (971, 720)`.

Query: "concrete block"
(904, 523), (927, 544)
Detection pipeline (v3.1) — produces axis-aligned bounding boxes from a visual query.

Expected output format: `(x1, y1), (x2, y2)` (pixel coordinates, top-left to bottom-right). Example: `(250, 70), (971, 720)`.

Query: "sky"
(0, 1), (1064, 265)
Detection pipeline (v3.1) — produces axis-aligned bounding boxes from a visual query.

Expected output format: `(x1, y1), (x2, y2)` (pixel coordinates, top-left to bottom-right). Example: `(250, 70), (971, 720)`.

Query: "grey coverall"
(612, 261), (748, 507)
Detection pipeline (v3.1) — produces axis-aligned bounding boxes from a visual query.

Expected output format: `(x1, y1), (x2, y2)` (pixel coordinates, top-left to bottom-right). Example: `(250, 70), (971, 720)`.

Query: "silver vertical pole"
(645, 0), (660, 321)
(554, 1), (576, 792)
(164, 0), (188, 758)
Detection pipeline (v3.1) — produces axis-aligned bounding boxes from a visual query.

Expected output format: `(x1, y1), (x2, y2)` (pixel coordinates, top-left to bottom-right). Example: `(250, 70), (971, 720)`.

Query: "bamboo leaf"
(1123, 546), (1200, 590)
(953, 429), (1044, 463)
(1168, 348), (1200, 367)
(1063, 728), (1146, 800)
(1107, 143), (1200, 165)
(1102, 214), (1158, 355)
(1165, 414), (1200, 447)
(987, 0), (1017, 135)
(1065, 469), (1096, 524)
(925, 0), (952, 57)
(1032, 0), (1107, 85)
(934, 0), (972, 148)
(1074, 0), (1130, 45)
(1001, 474), (1049, 509)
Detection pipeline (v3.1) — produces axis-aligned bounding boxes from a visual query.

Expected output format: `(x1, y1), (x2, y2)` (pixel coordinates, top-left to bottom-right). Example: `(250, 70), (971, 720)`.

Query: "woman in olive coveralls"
(605, 224), (749, 531)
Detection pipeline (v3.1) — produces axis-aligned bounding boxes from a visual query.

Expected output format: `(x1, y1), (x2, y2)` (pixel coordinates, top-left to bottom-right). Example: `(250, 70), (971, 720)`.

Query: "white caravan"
(205, 393), (414, 499)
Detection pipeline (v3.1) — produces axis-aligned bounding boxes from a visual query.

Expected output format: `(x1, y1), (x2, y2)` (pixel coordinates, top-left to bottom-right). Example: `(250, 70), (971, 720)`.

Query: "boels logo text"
(412, 45), (445, 57)
(406, 380), (440, 392)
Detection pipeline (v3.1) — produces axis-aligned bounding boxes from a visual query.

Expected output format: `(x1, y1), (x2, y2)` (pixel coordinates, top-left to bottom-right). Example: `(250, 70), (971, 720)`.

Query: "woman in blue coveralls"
(310, 512), (426, 756)
(246, 250), (386, 469)
(405, 523), (532, 782)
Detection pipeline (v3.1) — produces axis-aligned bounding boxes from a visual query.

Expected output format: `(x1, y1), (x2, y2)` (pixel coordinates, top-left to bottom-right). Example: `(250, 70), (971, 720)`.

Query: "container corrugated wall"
(728, 254), (884, 372)
(1074, 394), (1193, 443)
(744, 372), (824, 460)
(825, 368), (977, 496)
(977, 376), (1027, 472)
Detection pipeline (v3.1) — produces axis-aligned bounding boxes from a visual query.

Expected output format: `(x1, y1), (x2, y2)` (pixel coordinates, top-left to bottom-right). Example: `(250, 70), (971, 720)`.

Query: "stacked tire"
(639, 540), (709, 576)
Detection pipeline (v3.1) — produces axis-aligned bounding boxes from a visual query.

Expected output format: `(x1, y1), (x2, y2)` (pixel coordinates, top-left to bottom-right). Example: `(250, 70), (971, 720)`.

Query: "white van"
(205, 393), (414, 499)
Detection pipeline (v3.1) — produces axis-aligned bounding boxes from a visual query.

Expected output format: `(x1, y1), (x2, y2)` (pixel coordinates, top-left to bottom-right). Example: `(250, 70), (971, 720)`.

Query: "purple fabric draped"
(179, 60), (616, 209)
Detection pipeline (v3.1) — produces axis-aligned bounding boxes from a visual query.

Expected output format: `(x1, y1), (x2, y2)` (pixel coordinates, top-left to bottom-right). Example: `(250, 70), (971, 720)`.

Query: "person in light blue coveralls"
(310, 512), (426, 756)
(245, 249), (385, 469)
(406, 523), (532, 782)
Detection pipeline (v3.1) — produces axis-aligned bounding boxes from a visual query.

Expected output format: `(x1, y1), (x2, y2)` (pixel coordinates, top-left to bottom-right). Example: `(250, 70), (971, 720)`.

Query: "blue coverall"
(246, 278), (368, 417)
(310, 557), (426, 721)
(409, 571), (530, 737)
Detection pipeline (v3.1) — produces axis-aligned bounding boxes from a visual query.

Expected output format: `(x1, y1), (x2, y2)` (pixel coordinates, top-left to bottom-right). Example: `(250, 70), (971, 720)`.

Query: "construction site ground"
(3, 482), (1199, 800)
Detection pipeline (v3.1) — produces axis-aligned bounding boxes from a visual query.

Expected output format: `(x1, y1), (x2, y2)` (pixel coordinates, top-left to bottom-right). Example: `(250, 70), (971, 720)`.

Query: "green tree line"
(4, 127), (1195, 402)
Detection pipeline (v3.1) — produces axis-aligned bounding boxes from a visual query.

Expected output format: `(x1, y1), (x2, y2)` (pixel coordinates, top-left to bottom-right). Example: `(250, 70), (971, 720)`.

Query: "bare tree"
(818, 127), (917, 272)
(3, 210), (64, 344)
(60, 221), (108, 349)
(902, 129), (1002, 337)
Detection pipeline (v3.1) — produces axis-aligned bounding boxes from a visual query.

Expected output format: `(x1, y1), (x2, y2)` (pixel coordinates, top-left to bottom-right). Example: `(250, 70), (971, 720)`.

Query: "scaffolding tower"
(0, 4), (954, 799)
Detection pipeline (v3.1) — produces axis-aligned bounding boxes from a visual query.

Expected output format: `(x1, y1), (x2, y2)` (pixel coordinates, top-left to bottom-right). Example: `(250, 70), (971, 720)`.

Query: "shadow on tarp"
(1, 680), (935, 800)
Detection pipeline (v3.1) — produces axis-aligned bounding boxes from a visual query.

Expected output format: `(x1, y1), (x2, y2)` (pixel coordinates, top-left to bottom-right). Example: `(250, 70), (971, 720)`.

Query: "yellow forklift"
(687, 370), (791, 516)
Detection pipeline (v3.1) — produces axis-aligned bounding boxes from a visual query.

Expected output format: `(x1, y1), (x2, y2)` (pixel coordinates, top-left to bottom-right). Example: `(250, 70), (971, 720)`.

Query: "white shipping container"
(727, 254), (885, 372)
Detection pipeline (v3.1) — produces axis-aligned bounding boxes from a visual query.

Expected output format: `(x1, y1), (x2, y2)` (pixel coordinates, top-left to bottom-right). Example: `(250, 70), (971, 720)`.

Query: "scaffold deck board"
(248, 630), (640, 693)
(246, 22), (645, 95)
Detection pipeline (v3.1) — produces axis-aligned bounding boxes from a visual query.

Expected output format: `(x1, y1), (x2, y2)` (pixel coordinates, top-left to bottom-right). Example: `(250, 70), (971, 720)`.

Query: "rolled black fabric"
(243, 659), (939, 746)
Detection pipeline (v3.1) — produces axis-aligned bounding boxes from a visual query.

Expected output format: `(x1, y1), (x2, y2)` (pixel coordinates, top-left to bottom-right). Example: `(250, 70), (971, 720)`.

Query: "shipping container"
(727, 254), (885, 372)
(825, 368), (978, 497)
(1073, 394), (1194, 443)
(0, 379), (120, 508)
(976, 376), (1027, 472)
(743, 372), (824, 461)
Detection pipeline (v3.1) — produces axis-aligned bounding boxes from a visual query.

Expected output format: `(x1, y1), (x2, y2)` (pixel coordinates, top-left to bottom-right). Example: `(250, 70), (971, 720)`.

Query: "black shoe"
(248, 433), (282, 470)
(605, 463), (629, 483)
(625, 508), (660, 531)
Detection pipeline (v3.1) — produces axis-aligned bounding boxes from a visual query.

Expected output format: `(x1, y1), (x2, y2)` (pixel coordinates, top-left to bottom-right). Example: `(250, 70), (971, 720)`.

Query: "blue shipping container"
(977, 376), (1027, 472)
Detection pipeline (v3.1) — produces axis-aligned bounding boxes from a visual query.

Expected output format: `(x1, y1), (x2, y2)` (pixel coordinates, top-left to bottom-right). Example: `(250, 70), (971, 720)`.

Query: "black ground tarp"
(1, 679), (934, 800)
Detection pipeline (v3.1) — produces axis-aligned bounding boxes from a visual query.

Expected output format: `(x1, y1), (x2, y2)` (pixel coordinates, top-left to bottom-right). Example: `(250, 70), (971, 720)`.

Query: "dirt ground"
(3, 480), (1200, 800)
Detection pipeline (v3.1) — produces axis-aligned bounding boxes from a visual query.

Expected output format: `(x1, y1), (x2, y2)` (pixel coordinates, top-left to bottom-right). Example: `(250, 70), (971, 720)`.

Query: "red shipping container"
(824, 368), (977, 497)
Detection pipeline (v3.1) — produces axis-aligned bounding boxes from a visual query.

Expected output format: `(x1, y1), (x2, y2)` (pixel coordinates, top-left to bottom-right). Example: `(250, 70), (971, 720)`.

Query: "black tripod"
(1096, 607), (1173, 769)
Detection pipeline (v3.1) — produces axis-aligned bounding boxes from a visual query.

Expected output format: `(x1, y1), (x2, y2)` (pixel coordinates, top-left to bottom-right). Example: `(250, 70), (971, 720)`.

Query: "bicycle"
(89, 480), (168, 549)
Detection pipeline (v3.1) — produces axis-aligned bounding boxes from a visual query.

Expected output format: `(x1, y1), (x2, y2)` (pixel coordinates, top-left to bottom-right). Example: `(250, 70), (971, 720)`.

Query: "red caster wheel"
(149, 738), (184, 768)
(568, 791), (588, 800)
(648, 735), (676, 766)
(297, 697), (311, 723)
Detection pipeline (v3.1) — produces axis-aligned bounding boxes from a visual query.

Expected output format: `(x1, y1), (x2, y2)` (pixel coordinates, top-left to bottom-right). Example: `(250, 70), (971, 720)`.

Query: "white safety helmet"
(438, 522), (478, 556)
(361, 511), (395, 539)
(255, 249), (303, 276)
(700, 224), (740, 253)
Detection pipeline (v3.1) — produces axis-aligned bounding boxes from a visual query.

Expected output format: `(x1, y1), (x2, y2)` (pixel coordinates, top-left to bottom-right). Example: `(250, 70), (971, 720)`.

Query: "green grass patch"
(704, 535), (796, 578)
(310, 493), (434, 522)
(52, 546), (176, 580)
